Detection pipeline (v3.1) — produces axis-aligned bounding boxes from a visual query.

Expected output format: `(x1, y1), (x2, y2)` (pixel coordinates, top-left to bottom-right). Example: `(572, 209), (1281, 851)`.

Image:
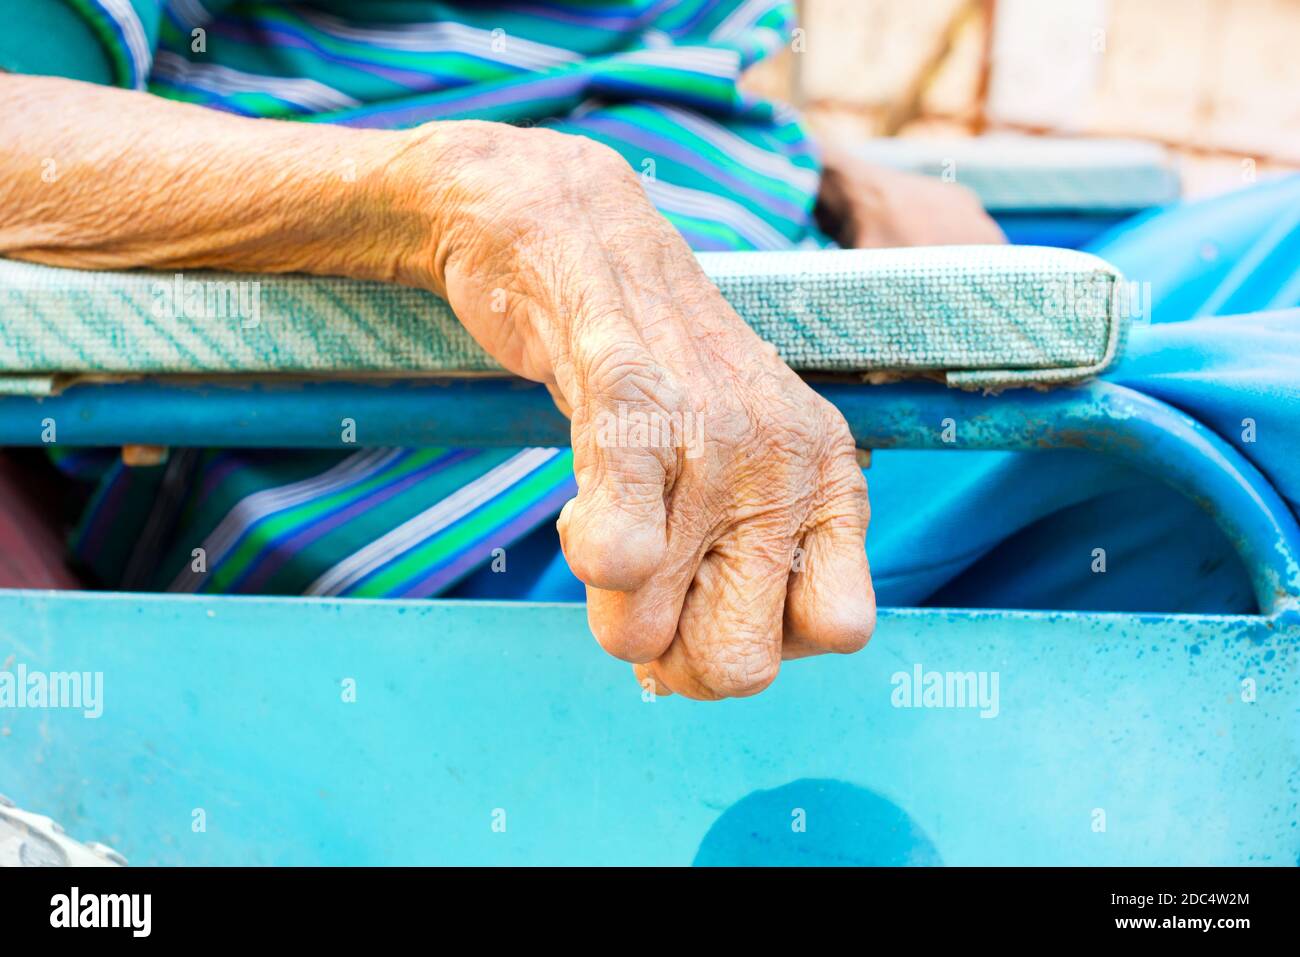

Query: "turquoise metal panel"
(0, 592), (1293, 866)
(0, 377), (1294, 865)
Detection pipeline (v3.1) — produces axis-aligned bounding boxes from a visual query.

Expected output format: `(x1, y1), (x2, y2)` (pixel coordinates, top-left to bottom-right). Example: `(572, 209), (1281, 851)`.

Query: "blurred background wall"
(742, 0), (1300, 197)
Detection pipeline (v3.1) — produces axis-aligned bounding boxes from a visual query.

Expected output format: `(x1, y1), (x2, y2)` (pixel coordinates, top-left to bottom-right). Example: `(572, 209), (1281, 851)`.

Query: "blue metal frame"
(3, 376), (1297, 616)
(993, 211), (1140, 249)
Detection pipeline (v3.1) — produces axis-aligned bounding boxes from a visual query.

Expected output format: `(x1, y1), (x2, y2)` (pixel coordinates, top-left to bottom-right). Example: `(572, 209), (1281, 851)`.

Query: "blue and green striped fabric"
(8, 0), (826, 595)
(117, 0), (823, 251)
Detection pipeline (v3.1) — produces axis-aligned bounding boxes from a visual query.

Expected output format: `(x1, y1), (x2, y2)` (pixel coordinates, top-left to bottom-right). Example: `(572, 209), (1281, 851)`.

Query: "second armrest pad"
(0, 245), (1127, 392)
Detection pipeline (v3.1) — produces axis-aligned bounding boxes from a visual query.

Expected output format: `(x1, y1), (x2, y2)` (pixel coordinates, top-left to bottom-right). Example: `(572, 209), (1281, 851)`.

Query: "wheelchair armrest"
(852, 136), (1181, 214)
(0, 245), (1127, 394)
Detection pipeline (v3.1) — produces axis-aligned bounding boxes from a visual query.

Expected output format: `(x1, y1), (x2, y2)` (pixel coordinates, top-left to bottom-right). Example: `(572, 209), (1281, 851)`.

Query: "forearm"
(0, 74), (431, 283)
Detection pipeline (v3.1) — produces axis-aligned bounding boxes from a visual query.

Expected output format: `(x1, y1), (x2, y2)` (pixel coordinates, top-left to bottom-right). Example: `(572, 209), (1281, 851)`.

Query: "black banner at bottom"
(0, 865), (1291, 943)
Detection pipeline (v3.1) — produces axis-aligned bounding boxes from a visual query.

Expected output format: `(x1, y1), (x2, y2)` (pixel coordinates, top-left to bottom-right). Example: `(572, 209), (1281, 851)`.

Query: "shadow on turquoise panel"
(693, 779), (942, 866)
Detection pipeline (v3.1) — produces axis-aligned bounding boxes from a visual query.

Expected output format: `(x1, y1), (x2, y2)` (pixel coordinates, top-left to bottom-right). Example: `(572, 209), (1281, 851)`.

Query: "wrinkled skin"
(401, 122), (876, 699)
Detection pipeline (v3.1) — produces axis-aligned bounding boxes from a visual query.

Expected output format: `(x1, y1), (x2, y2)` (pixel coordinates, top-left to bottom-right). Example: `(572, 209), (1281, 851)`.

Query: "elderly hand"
(400, 121), (874, 699)
(0, 76), (873, 700)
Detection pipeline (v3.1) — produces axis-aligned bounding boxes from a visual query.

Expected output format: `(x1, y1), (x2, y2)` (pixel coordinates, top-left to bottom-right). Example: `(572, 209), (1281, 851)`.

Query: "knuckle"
(562, 502), (663, 590)
(816, 398), (856, 450)
(581, 340), (681, 412)
(581, 339), (650, 389)
(695, 395), (753, 451)
(739, 374), (832, 460)
(833, 466), (871, 526)
(826, 602), (875, 654)
(591, 612), (673, 664)
(817, 416), (870, 511)
(564, 538), (610, 583)
(706, 655), (780, 698)
(675, 605), (782, 699)
(791, 581), (875, 656)
(570, 136), (633, 178)
(761, 394), (820, 444)
(565, 530), (624, 582)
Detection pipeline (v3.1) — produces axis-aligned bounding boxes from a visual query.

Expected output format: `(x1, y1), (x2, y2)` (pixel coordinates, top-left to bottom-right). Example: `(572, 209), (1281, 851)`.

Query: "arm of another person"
(0, 74), (875, 700)
(816, 141), (1006, 248)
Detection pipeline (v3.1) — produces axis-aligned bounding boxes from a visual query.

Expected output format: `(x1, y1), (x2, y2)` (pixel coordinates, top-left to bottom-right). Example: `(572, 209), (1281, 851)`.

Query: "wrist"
(277, 123), (427, 285)
(377, 119), (507, 295)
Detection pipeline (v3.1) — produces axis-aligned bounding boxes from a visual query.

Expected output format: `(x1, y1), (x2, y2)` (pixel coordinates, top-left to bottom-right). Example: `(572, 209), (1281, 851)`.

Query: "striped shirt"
(23, 0), (825, 596)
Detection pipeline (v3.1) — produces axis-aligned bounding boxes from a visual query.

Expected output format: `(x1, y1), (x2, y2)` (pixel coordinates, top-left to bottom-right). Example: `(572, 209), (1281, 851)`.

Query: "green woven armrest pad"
(853, 137), (1180, 212)
(0, 246), (1125, 392)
